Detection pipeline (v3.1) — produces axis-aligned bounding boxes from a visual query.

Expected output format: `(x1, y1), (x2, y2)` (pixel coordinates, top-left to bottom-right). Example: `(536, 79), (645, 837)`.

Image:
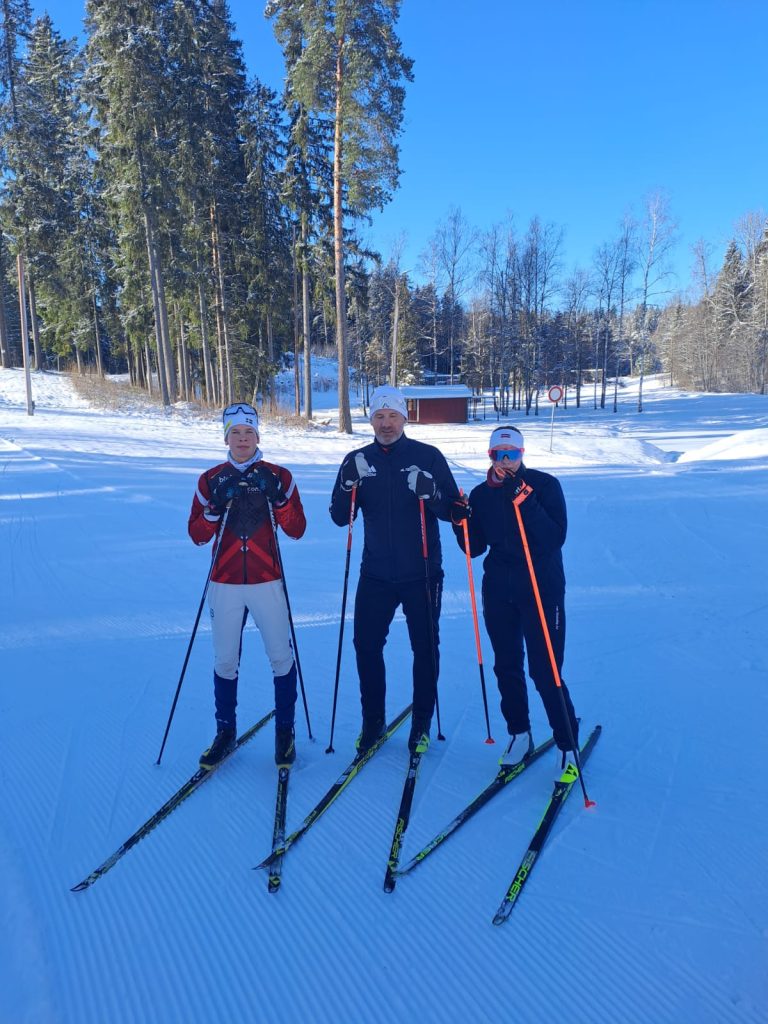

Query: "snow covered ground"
(1, 366), (767, 1024)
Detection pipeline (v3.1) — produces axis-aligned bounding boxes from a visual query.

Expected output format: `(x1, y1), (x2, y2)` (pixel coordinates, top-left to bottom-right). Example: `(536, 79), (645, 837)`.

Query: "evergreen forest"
(1, 0), (765, 431)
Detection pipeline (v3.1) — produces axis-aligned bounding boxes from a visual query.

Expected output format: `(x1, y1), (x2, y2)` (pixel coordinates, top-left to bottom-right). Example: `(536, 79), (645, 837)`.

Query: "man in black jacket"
(330, 385), (461, 755)
(453, 425), (578, 765)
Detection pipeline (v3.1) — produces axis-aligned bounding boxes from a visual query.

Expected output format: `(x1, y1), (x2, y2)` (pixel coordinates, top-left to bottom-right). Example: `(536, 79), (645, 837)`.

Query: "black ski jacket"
(330, 434), (460, 583)
(454, 464), (567, 596)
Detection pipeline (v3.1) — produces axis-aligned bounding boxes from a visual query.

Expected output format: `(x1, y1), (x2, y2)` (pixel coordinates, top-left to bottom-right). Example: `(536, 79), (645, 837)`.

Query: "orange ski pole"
(513, 495), (595, 807)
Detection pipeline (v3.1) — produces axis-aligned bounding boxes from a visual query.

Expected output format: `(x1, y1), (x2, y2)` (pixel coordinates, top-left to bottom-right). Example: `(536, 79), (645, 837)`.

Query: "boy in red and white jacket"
(188, 402), (306, 768)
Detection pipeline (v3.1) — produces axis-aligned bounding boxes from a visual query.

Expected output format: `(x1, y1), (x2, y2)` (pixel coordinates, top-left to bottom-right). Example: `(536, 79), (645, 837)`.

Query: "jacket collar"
(374, 432), (407, 455)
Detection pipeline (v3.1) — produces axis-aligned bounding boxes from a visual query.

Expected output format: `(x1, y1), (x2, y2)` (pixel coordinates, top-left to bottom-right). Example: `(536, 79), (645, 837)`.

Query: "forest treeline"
(0, 1), (765, 432)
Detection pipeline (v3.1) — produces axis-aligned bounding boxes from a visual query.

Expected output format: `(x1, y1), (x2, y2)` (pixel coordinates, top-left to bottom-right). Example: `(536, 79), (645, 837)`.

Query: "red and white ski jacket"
(188, 459), (306, 584)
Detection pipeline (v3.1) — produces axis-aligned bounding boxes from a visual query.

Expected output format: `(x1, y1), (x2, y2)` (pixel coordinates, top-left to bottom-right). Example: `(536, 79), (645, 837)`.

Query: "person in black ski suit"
(329, 385), (462, 755)
(453, 425), (578, 765)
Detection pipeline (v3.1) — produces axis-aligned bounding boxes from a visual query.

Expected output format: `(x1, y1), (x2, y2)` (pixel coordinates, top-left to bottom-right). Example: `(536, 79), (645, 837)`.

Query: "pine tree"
(85, 0), (178, 404)
(0, 0), (33, 369)
(267, 0), (413, 433)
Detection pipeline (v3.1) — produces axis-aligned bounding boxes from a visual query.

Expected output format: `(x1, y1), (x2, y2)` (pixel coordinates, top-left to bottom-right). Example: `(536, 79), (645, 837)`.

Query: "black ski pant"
(353, 574), (442, 727)
(482, 575), (577, 751)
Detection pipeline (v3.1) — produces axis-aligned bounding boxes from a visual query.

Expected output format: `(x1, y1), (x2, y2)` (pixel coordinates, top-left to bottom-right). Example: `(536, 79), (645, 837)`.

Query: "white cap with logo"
(369, 385), (407, 420)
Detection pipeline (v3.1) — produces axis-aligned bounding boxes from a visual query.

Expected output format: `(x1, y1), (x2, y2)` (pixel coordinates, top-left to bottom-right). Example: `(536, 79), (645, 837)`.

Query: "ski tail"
(71, 710), (275, 892)
(268, 766), (291, 893)
(383, 749), (423, 893)
(492, 724), (602, 925)
(396, 734), (556, 878)
(255, 704), (412, 871)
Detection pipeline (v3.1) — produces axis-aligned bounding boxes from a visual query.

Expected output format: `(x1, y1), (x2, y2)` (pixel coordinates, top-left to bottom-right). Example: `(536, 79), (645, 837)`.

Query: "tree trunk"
(302, 217), (312, 420)
(142, 206), (169, 405)
(210, 204), (233, 403)
(334, 34), (352, 433)
(27, 272), (42, 370)
(144, 337), (154, 396)
(196, 278), (216, 406)
(291, 221), (301, 415)
(16, 254), (34, 413)
(176, 303), (190, 401)
(92, 293), (104, 378)
(151, 233), (176, 402)
(0, 269), (10, 368)
(389, 278), (400, 385)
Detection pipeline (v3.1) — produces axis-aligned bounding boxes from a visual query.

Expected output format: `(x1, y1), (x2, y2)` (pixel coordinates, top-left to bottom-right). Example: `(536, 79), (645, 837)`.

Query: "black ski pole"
(513, 498), (594, 807)
(326, 484), (357, 753)
(458, 489), (494, 744)
(156, 504), (231, 766)
(419, 498), (445, 742)
(268, 504), (313, 741)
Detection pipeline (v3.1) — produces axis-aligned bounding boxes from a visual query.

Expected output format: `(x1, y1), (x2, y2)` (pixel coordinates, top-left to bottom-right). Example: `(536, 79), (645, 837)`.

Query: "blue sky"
(31, 0), (768, 296)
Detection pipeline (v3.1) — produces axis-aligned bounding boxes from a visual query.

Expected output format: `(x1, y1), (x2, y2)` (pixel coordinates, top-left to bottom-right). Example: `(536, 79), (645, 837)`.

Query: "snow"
(1, 366), (767, 1024)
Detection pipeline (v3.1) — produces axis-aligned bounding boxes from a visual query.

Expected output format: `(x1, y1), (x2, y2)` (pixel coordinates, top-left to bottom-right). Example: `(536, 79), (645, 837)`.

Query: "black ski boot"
(199, 726), (236, 770)
(355, 715), (385, 755)
(275, 726), (296, 766)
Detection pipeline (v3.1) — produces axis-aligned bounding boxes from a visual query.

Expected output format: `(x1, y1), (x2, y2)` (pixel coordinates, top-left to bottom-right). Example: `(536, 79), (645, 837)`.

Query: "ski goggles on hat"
(223, 403), (258, 420)
(223, 403), (259, 437)
(490, 447), (524, 461)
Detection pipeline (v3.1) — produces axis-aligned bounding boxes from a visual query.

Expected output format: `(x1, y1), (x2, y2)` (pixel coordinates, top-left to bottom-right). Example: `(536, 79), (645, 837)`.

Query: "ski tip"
(70, 881), (90, 893)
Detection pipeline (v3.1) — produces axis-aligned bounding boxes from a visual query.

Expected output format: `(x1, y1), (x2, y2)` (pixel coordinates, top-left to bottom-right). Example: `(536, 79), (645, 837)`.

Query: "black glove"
(405, 466), (438, 501)
(209, 472), (240, 509)
(503, 473), (532, 505)
(254, 466), (287, 507)
(450, 498), (471, 523)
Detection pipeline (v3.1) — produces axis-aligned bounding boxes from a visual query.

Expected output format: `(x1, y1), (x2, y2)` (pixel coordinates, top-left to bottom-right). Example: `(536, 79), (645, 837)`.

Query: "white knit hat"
(223, 402), (259, 439)
(489, 425), (524, 450)
(369, 385), (407, 419)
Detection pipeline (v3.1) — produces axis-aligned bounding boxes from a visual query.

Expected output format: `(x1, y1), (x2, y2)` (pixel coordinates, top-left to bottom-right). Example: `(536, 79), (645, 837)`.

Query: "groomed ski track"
(1, 368), (766, 1024)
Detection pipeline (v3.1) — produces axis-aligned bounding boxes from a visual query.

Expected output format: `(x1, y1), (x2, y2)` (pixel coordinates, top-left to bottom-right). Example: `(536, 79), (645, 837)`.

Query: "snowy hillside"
(1, 367), (767, 1024)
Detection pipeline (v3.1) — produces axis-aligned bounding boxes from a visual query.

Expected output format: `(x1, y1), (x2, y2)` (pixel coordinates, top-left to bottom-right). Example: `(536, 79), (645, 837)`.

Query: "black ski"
(255, 704), (412, 872)
(394, 734), (557, 878)
(492, 724), (602, 925)
(267, 766), (291, 893)
(383, 747), (425, 893)
(71, 710), (275, 892)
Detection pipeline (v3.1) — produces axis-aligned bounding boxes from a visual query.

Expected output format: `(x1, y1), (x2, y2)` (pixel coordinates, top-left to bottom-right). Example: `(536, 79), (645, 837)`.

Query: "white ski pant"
(208, 580), (293, 679)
